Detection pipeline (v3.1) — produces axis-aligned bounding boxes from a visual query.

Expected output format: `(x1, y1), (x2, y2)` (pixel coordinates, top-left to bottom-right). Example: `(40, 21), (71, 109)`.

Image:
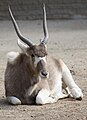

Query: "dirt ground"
(0, 20), (87, 120)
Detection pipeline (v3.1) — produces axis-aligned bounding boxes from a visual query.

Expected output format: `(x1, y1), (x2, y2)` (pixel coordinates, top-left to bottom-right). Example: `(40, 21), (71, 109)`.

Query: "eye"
(31, 54), (35, 58)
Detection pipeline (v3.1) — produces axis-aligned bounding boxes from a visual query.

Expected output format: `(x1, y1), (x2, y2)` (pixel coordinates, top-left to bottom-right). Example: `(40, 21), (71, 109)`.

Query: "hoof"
(76, 97), (82, 101)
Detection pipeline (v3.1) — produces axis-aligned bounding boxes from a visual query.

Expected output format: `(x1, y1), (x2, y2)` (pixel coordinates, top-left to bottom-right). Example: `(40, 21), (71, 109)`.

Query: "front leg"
(36, 74), (69, 105)
(50, 76), (69, 100)
(36, 72), (63, 105)
(36, 89), (57, 105)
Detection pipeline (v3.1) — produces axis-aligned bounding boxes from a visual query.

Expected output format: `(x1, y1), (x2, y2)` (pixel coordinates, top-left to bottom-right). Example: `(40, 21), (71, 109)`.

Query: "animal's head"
(9, 4), (49, 78)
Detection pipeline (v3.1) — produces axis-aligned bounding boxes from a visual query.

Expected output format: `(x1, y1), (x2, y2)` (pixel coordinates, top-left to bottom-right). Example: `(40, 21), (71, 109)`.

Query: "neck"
(25, 56), (40, 85)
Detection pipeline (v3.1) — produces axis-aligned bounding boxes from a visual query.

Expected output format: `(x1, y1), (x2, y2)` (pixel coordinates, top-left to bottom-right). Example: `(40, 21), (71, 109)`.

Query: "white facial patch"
(34, 56), (46, 67)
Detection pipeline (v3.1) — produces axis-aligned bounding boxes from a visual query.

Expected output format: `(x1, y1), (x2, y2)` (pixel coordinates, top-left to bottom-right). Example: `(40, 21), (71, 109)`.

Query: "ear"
(40, 38), (47, 49)
(17, 39), (29, 53)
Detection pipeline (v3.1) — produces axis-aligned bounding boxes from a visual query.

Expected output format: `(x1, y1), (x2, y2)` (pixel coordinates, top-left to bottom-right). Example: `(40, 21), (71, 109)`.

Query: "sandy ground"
(0, 20), (87, 120)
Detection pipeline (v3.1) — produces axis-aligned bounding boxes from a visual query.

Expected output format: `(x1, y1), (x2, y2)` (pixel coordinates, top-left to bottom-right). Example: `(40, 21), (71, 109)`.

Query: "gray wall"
(0, 0), (87, 20)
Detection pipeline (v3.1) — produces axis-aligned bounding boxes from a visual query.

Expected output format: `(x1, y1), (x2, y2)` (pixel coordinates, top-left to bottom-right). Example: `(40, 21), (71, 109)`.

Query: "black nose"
(41, 71), (48, 77)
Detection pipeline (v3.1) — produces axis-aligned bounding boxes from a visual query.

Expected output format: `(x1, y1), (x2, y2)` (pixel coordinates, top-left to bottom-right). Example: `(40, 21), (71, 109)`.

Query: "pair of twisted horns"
(8, 4), (48, 47)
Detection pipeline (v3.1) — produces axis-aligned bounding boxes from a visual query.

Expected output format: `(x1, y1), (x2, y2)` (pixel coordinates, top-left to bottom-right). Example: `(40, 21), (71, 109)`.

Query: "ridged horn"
(41, 4), (49, 45)
(8, 6), (34, 47)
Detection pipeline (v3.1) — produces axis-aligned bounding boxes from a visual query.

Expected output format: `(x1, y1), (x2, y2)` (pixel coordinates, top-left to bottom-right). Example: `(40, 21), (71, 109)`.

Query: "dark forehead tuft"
(31, 44), (47, 57)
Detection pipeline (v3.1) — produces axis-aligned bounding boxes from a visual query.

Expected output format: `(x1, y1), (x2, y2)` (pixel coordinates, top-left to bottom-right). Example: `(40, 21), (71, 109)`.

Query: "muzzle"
(40, 70), (49, 78)
(37, 58), (49, 78)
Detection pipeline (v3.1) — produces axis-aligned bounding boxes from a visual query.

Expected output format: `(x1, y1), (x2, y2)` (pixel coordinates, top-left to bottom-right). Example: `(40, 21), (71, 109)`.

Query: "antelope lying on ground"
(5, 5), (83, 105)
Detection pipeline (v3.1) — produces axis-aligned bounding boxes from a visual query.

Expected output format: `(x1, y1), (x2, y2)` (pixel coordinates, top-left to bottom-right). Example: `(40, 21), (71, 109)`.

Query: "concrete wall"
(0, 0), (87, 20)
